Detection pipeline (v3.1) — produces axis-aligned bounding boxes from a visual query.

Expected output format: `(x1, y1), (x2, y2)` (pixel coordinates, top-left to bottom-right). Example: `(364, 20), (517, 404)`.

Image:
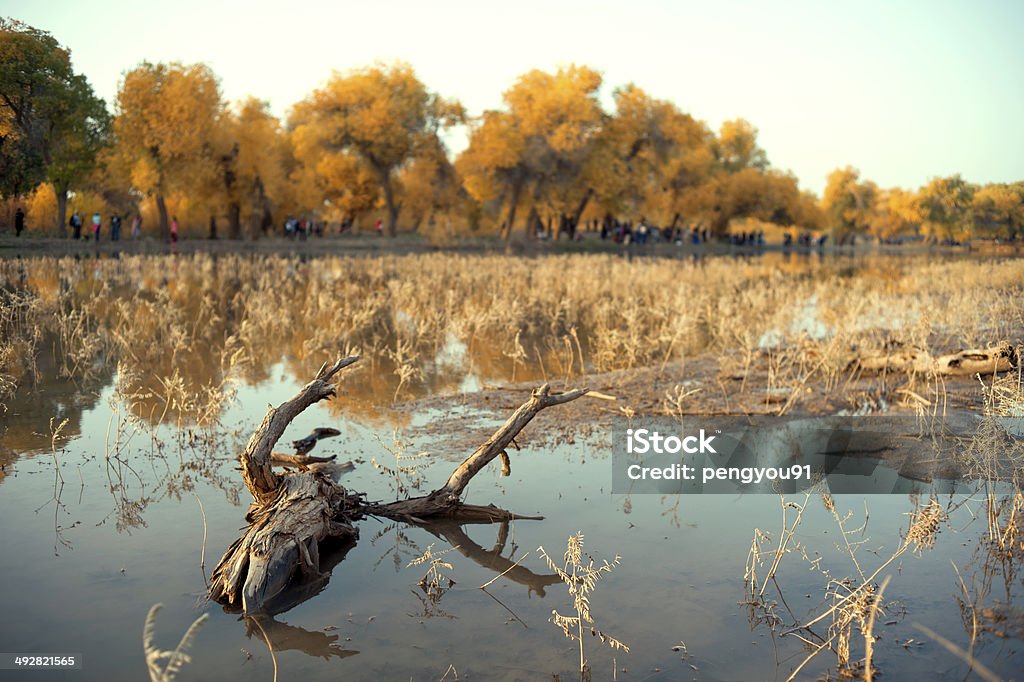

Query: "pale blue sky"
(6, 0), (1023, 194)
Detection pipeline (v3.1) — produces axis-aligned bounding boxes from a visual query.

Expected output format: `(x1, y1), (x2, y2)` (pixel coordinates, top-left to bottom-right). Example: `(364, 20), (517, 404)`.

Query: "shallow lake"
(0, 251), (1021, 681)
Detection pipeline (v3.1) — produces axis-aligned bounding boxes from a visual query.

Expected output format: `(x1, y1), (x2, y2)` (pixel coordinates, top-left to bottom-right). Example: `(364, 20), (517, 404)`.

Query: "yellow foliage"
(289, 62), (460, 235)
(821, 166), (877, 237)
(870, 187), (920, 240)
(26, 182), (57, 231)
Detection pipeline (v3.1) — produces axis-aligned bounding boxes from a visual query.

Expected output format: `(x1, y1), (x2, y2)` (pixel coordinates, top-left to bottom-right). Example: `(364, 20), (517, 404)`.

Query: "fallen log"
(850, 341), (1018, 377)
(209, 355), (587, 614)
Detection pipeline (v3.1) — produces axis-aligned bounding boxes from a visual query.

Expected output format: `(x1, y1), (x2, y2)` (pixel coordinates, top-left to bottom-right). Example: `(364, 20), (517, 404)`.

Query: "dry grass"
(143, 603), (208, 682)
(745, 494), (949, 680)
(1, 254), (1022, 421)
(407, 543), (457, 601)
(539, 532), (629, 681)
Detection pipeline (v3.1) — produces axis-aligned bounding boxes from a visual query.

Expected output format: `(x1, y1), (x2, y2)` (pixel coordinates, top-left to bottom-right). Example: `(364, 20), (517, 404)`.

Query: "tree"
(111, 62), (223, 239)
(870, 187), (921, 241)
(397, 137), (462, 233)
(0, 19), (109, 233)
(680, 167), (805, 236)
(457, 65), (604, 240)
(456, 110), (528, 237)
(291, 63), (462, 237)
(287, 121), (379, 229)
(715, 118), (768, 172)
(971, 182), (1024, 240)
(821, 166), (878, 239)
(210, 98), (287, 239)
(576, 84), (712, 228)
(917, 174), (976, 241)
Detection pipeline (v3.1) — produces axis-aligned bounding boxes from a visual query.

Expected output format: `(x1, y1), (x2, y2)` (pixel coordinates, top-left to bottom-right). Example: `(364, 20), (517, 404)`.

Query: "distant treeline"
(1, 18), (1021, 242)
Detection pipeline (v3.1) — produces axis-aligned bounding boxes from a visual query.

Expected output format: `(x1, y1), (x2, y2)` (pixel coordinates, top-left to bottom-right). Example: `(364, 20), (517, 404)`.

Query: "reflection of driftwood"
(245, 614), (359, 660)
(210, 356), (586, 614)
(851, 342), (1017, 377)
(424, 520), (562, 597)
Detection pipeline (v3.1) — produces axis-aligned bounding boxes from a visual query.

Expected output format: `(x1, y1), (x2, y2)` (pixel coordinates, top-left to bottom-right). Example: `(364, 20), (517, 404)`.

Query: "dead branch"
(239, 356), (359, 505)
(270, 452), (337, 468)
(851, 342), (1017, 377)
(368, 383), (588, 520)
(210, 357), (587, 615)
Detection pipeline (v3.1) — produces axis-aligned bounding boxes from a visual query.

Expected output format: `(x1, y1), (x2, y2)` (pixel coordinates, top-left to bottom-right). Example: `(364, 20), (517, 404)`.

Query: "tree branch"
(239, 356), (359, 504)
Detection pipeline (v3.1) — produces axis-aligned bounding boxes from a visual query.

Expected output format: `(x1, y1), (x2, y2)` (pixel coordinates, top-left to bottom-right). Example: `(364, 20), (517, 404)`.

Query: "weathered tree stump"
(209, 355), (587, 614)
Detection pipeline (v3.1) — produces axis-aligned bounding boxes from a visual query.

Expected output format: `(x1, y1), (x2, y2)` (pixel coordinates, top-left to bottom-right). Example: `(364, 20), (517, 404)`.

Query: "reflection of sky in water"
(0, 367), (1021, 680)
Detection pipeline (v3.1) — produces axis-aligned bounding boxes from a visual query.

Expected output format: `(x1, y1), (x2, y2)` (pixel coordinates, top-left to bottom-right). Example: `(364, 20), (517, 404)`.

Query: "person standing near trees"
(111, 213), (122, 241)
(14, 207), (25, 236)
(91, 211), (101, 241)
(131, 214), (141, 239)
(170, 216), (179, 243)
(69, 211), (82, 239)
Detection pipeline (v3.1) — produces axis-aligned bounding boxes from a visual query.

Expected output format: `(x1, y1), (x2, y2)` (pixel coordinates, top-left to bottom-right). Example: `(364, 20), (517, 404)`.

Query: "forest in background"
(2, 17), (1022, 243)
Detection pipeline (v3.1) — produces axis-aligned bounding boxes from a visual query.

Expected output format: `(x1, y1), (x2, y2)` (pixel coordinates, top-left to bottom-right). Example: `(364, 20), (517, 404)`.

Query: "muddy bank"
(395, 351), (1014, 483)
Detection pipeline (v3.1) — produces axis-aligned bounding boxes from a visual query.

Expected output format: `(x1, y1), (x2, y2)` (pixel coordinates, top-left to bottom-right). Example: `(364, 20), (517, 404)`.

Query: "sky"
(5, 0), (1023, 194)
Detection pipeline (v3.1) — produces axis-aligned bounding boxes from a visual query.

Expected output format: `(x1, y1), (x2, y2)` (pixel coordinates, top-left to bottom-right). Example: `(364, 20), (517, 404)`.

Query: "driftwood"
(209, 355), (587, 614)
(851, 341), (1018, 377)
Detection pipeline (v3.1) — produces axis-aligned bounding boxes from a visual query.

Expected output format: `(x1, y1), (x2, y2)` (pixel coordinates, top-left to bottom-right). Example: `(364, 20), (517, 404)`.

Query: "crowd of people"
(64, 211), (145, 242)
(7, 206), (836, 250)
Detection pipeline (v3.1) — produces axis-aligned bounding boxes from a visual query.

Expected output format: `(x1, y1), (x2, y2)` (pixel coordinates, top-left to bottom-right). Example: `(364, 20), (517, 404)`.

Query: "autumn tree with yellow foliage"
(109, 61), (222, 239)
(916, 174), (976, 241)
(458, 65), (604, 240)
(290, 63), (463, 237)
(821, 166), (878, 239)
(971, 182), (1024, 240)
(870, 187), (920, 240)
(212, 97), (287, 239)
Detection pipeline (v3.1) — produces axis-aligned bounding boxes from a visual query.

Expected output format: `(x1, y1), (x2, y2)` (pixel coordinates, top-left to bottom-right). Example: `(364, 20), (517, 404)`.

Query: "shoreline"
(2, 232), (1022, 260)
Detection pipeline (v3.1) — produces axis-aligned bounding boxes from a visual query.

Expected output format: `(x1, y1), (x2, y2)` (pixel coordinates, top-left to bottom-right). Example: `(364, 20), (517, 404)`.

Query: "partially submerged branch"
(210, 357), (587, 614)
(368, 383), (588, 520)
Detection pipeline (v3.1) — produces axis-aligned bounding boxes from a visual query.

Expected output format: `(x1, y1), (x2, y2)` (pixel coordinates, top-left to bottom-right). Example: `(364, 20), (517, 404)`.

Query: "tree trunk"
(571, 188), (594, 229)
(156, 194), (169, 241)
(228, 202), (241, 239)
(501, 175), (525, 242)
(56, 186), (68, 238)
(525, 178), (545, 239)
(209, 356), (587, 613)
(249, 179), (265, 241)
(374, 165), (399, 238)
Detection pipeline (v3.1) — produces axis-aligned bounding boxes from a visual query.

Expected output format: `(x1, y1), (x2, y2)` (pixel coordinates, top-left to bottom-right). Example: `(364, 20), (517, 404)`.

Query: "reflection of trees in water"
(2, 254), (575, 430)
(95, 420), (246, 534)
(5, 251), (956, 432)
(0, 332), (111, 461)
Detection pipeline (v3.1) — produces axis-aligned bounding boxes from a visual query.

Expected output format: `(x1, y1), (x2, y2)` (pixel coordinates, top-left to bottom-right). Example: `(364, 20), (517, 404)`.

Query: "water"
(1, 253), (1021, 681)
